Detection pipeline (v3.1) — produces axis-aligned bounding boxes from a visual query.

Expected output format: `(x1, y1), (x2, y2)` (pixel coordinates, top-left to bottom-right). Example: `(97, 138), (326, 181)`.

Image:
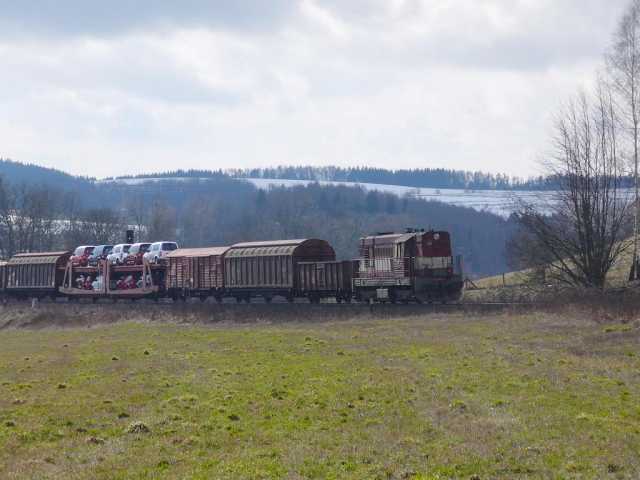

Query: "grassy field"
(0, 309), (639, 479)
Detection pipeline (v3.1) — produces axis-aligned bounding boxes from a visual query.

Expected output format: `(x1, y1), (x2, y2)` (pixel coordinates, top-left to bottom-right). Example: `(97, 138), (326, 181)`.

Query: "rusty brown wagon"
(224, 239), (335, 302)
(5, 251), (71, 299)
(298, 260), (355, 303)
(166, 246), (229, 301)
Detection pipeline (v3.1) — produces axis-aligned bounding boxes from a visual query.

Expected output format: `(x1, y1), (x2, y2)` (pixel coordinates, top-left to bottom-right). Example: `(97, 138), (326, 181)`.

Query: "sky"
(0, 0), (629, 179)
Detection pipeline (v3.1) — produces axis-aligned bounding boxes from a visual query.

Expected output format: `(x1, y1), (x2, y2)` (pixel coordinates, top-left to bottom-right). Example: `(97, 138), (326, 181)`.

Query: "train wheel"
(264, 296), (272, 303)
(215, 296), (223, 304)
(235, 297), (242, 303)
(199, 296), (207, 303)
(336, 296), (343, 304)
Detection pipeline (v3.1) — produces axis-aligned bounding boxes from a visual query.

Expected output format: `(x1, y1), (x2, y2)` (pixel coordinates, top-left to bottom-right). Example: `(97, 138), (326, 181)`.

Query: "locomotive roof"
(166, 247), (229, 258)
(360, 230), (448, 246)
(360, 232), (415, 245)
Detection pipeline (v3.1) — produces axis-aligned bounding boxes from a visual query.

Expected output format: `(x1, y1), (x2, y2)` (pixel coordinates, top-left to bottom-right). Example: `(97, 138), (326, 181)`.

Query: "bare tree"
(83, 208), (124, 244)
(608, 0), (640, 278)
(515, 85), (631, 288)
(60, 191), (87, 249)
(0, 183), (61, 255)
(147, 199), (177, 241)
(0, 177), (18, 257)
(126, 193), (148, 240)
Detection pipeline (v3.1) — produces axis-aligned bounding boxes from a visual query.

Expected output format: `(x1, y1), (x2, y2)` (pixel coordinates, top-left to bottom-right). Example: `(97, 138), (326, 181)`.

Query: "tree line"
(232, 166), (561, 191)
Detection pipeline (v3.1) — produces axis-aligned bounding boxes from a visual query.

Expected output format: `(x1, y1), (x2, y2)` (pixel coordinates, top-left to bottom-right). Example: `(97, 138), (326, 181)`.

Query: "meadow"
(0, 308), (638, 479)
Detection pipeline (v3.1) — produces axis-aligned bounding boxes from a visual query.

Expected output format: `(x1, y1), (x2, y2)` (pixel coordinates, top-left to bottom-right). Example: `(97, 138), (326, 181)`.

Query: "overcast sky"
(0, 0), (629, 178)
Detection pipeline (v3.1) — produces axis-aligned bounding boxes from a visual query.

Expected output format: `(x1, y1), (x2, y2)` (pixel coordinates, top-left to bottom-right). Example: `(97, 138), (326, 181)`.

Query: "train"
(0, 229), (464, 304)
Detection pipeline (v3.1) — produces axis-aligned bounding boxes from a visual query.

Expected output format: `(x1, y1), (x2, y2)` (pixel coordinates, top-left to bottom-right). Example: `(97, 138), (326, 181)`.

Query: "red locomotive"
(353, 229), (464, 303)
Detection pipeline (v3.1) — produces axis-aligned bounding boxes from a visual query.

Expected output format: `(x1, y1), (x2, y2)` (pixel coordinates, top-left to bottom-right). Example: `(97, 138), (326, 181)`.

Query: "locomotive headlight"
(434, 233), (440, 240)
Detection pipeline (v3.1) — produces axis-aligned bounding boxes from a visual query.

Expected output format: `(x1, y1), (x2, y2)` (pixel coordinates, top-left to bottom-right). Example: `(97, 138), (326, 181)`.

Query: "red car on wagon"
(124, 243), (151, 266)
(70, 246), (95, 267)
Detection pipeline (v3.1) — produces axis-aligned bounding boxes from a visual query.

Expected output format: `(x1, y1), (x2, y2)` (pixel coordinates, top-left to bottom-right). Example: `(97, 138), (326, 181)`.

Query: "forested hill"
(111, 165), (556, 190)
(231, 166), (560, 191)
(0, 159), (515, 277)
(0, 158), (94, 189)
(106, 165), (559, 190)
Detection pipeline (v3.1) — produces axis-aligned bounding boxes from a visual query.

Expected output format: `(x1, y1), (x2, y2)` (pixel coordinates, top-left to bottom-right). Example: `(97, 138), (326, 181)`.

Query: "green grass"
(0, 313), (639, 479)
(475, 237), (635, 290)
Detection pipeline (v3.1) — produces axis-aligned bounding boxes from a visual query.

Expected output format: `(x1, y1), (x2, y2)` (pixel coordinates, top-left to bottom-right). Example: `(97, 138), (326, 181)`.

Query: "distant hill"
(110, 165), (558, 190)
(231, 166), (561, 191)
(104, 169), (227, 181)
(0, 160), (519, 276)
(0, 158), (95, 190)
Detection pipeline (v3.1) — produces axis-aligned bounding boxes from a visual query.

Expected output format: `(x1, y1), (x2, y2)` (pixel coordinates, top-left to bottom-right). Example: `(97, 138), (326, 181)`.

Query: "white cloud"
(0, 0), (630, 178)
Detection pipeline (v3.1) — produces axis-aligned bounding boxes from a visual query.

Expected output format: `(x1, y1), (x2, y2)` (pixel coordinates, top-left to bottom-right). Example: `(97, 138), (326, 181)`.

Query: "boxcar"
(224, 239), (335, 302)
(6, 251), (71, 298)
(298, 260), (355, 303)
(166, 247), (229, 300)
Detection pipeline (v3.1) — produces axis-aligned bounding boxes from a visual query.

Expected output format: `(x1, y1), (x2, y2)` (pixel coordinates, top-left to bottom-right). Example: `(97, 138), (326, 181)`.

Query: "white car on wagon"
(107, 243), (131, 265)
(143, 241), (179, 264)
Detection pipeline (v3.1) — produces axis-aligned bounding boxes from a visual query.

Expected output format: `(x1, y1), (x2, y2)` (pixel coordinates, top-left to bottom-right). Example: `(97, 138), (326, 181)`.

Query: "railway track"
(2, 296), (538, 311)
(0, 299), (541, 330)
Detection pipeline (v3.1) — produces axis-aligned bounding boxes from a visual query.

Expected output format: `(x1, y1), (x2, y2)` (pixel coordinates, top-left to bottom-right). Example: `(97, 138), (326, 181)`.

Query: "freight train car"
(298, 260), (355, 303)
(354, 229), (464, 303)
(166, 247), (229, 301)
(224, 239), (336, 302)
(6, 251), (71, 299)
